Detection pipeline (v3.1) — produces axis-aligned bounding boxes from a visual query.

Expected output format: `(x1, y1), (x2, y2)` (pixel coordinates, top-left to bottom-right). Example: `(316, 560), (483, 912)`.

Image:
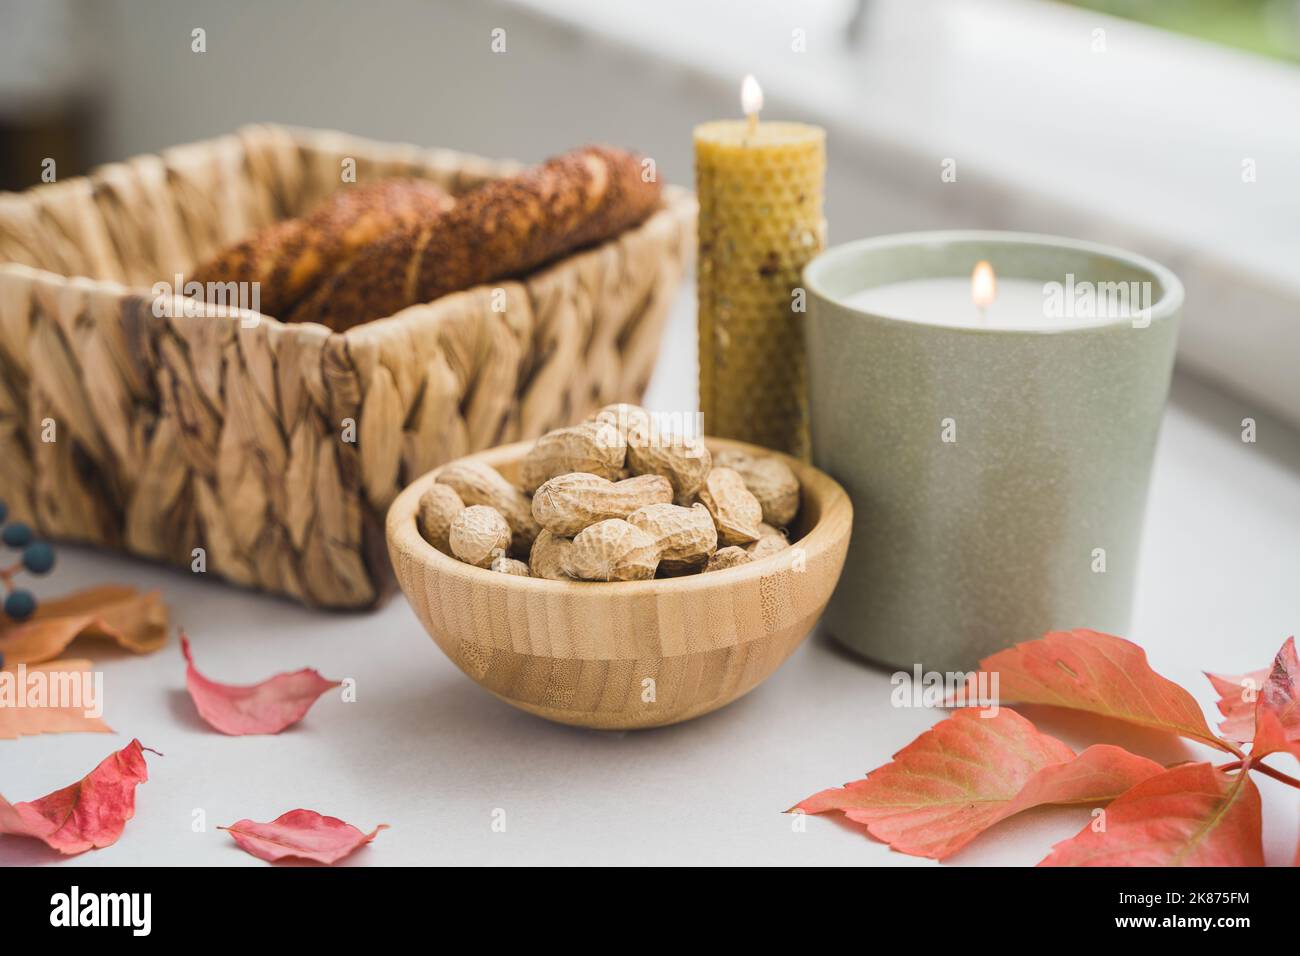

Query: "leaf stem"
(1247, 758), (1300, 790)
(1216, 737), (1247, 760)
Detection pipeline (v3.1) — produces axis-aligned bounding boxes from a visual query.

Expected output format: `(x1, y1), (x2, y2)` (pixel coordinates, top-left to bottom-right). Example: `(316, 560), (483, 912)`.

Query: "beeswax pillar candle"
(694, 76), (825, 458)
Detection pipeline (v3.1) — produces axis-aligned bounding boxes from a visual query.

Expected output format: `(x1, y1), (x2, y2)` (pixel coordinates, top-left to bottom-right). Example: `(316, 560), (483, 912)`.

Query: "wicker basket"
(0, 124), (695, 608)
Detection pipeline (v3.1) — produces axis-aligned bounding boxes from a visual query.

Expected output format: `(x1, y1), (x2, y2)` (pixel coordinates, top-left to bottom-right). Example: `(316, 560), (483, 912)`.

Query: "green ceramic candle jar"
(803, 231), (1183, 671)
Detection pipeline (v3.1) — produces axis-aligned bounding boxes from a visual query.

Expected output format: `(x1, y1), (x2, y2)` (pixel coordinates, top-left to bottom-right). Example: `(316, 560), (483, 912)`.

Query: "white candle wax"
(844, 277), (1140, 330)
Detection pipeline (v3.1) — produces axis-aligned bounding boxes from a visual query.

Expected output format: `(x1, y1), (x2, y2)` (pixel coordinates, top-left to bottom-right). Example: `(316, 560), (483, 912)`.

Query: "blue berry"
(2, 522), (33, 548)
(4, 589), (37, 621)
(23, 541), (55, 575)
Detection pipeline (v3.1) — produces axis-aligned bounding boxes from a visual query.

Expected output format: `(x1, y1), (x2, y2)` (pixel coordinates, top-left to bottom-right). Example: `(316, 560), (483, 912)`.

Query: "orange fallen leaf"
(803, 631), (1297, 866)
(1038, 763), (1264, 867)
(0, 659), (112, 739)
(966, 629), (1231, 752)
(0, 586), (167, 666)
(794, 709), (1163, 860)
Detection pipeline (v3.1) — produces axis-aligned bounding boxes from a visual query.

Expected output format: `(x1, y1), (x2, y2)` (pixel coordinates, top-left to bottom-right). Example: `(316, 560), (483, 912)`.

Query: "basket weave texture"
(0, 125), (694, 608)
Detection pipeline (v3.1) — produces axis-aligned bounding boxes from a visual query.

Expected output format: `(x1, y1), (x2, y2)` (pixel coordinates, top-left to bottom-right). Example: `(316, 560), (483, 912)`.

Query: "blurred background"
(1063, 0), (1300, 61)
(0, 0), (1297, 424)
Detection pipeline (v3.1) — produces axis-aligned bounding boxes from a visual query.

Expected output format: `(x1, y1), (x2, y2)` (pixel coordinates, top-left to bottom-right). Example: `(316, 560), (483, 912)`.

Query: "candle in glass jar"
(803, 231), (1183, 671)
(695, 75), (826, 457)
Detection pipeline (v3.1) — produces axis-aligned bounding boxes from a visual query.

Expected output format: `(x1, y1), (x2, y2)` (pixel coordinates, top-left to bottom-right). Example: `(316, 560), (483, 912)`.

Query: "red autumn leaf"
(793, 708), (1164, 859)
(219, 809), (387, 864)
(182, 634), (340, 735)
(1250, 637), (1299, 757)
(0, 586), (168, 666)
(0, 659), (112, 739)
(968, 629), (1231, 752)
(0, 738), (156, 854)
(1205, 668), (1269, 741)
(1253, 639), (1294, 738)
(1038, 762), (1264, 867)
(1252, 709), (1300, 765)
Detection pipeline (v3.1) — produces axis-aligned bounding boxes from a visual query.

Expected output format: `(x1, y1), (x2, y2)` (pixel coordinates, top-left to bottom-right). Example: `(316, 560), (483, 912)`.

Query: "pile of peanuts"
(415, 404), (801, 581)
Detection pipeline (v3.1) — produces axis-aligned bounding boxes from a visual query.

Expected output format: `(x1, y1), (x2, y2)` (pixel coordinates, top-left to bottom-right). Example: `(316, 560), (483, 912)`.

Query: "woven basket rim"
(0, 122), (697, 340)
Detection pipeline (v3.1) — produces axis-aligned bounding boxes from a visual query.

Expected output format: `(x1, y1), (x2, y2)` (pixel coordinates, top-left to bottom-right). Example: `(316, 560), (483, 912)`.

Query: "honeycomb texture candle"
(694, 118), (825, 458)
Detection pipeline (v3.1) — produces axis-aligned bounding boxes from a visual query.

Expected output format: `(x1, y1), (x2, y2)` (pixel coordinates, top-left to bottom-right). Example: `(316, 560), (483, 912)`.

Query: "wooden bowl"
(387, 437), (852, 729)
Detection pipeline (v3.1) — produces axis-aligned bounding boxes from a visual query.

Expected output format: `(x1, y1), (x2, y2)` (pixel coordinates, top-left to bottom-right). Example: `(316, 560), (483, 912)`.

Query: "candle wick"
(977, 305), (987, 324)
(746, 112), (758, 137)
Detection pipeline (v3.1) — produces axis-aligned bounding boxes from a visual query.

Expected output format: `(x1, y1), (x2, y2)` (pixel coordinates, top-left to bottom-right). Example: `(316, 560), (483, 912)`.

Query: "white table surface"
(3, 283), (1298, 867)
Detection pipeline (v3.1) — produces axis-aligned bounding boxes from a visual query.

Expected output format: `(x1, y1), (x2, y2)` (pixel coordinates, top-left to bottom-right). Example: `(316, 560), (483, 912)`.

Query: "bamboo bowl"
(387, 437), (853, 729)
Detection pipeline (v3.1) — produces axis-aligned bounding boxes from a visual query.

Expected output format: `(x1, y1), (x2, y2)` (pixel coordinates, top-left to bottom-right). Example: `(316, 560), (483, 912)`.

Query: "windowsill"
(509, 0), (1300, 430)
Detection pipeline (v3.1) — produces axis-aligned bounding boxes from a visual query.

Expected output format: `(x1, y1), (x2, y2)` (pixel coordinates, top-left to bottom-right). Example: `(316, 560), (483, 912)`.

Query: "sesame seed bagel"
(288, 145), (661, 331)
(189, 178), (454, 319)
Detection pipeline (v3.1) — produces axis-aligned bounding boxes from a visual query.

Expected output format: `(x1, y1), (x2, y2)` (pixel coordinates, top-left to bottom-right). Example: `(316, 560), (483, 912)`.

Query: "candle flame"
(741, 74), (764, 119)
(971, 260), (997, 310)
